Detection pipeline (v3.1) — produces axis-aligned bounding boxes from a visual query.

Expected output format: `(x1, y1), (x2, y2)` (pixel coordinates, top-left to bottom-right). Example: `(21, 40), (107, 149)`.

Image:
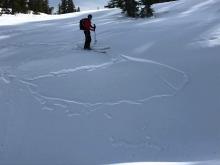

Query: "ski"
(73, 47), (107, 54)
(91, 49), (107, 54)
(74, 44), (110, 54)
(92, 46), (110, 50)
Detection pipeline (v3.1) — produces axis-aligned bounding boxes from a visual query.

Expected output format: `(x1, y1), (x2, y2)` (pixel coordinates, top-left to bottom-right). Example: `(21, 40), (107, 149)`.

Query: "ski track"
(13, 53), (189, 118)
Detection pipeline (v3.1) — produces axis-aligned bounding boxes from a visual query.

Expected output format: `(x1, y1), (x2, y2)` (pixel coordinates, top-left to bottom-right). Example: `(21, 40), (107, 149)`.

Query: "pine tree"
(0, 0), (12, 13)
(125, 0), (138, 17)
(139, 0), (153, 17)
(48, 6), (54, 14)
(0, 0), (4, 8)
(106, 0), (176, 18)
(11, 0), (28, 14)
(106, 0), (124, 8)
(29, 0), (40, 14)
(42, 0), (50, 14)
(67, 0), (75, 13)
(58, 3), (61, 14)
(58, 0), (76, 14)
(117, 0), (123, 8)
(0, 0), (11, 15)
(106, 0), (117, 8)
(60, 0), (67, 13)
(76, 7), (80, 12)
(28, 0), (51, 14)
(1, 0), (52, 14)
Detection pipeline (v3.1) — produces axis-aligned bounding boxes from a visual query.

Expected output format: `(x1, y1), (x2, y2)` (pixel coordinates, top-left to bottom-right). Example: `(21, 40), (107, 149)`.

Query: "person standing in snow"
(81, 14), (96, 50)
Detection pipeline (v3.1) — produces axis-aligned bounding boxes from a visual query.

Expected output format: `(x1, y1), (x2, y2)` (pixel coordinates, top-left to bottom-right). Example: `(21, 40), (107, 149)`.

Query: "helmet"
(88, 14), (92, 19)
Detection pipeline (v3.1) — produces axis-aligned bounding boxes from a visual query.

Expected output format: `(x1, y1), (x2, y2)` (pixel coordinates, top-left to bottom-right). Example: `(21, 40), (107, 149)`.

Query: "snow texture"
(0, 0), (220, 164)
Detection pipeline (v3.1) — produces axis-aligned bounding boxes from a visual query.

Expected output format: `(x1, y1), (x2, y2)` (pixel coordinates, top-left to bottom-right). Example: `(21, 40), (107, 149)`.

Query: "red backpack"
(79, 18), (88, 30)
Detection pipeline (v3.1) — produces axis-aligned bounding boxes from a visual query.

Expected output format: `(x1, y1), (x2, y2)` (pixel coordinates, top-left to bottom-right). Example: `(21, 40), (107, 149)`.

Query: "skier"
(80, 14), (96, 50)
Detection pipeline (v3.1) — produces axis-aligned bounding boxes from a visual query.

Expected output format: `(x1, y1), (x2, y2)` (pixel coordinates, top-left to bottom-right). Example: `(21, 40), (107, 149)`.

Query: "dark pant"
(84, 31), (91, 49)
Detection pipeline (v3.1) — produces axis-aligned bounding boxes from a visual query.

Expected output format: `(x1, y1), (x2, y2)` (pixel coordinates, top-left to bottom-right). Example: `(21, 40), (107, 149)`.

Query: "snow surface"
(0, 0), (220, 165)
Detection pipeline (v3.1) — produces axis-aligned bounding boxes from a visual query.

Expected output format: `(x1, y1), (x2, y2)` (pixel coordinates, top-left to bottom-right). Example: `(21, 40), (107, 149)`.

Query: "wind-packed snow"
(0, 0), (220, 165)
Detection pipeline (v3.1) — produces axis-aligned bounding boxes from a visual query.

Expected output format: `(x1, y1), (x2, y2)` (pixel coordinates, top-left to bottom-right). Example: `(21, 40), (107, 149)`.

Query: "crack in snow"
(0, 70), (16, 84)
(17, 54), (189, 118)
(26, 60), (119, 81)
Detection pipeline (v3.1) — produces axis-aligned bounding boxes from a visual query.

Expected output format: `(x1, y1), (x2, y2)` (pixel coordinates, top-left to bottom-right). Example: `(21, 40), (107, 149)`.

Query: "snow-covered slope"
(0, 0), (220, 165)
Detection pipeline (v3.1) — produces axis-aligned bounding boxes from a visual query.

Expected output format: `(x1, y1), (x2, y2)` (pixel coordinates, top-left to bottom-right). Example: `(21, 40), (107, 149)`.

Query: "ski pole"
(94, 31), (97, 44)
(94, 24), (97, 44)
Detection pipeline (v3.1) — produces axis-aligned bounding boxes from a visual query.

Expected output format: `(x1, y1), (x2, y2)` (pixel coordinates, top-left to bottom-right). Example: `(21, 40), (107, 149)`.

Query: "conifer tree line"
(0, 0), (53, 14)
(0, 0), (80, 15)
(57, 0), (80, 14)
(106, 0), (176, 17)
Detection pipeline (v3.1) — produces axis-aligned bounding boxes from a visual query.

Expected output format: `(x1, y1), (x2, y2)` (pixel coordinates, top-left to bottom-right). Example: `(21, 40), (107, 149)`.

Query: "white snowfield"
(0, 0), (220, 165)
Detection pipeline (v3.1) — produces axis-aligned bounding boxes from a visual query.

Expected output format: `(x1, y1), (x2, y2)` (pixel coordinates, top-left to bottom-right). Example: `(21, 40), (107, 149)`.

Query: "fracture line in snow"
(159, 76), (178, 91)
(19, 79), (91, 117)
(22, 78), (144, 107)
(121, 54), (185, 76)
(20, 79), (91, 107)
(20, 77), (177, 118)
(19, 80), (38, 87)
(26, 60), (119, 81)
(138, 94), (175, 103)
(0, 76), (10, 84)
(120, 54), (189, 91)
(0, 70), (16, 84)
(18, 53), (189, 117)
